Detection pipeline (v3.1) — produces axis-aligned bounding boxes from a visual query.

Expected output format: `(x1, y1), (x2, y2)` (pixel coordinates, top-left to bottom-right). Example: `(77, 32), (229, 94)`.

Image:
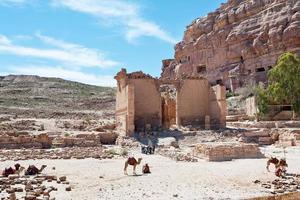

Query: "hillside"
(0, 75), (116, 119)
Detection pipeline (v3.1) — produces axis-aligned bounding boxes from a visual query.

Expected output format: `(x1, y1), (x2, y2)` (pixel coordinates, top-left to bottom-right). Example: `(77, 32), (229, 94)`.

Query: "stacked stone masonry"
(0, 132), (116, 149)
(194, 142), (264, 161)
(115, 69), (227, 136)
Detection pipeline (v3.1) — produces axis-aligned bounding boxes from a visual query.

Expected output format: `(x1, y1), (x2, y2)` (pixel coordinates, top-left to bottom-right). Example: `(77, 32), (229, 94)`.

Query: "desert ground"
(1, 146), (299, 200)
(1, 76), (300, 200)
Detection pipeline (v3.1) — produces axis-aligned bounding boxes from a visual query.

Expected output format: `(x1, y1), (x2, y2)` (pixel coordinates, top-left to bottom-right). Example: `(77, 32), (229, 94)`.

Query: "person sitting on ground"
(142, 163), (151, 174)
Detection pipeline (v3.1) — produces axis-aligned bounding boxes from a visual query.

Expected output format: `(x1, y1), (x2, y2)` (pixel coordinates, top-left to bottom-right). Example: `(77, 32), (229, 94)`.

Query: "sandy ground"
(1, 146), (300, 200)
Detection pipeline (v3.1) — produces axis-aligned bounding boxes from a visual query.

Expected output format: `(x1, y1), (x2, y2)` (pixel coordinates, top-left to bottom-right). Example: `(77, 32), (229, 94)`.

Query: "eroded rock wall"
(161, 0), (300, 90)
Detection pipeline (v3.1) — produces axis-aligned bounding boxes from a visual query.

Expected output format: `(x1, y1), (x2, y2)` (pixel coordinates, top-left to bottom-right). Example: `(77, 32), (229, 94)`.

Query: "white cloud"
(51, 0), (177, 44)
(5, 65), (116, 86)
(0, 33), (119, 68)
(0, 33), (118, 86)
(0, 35), (11, 45)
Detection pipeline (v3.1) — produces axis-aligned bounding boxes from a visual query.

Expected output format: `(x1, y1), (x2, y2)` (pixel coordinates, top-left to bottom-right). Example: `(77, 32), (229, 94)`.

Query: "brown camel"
(124, 157), (142, 175)
(1, 164), (25, 177)
(25, 165), (47, 176)
(266, 157), (288, 175)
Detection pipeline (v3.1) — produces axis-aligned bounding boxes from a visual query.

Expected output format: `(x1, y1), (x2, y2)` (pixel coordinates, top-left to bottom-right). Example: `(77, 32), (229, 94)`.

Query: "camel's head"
(14, 163), (21, 170)
(41, 165), (47, 169)
(280, 159), (288, 167)
(137, 158), (142, 164)
(269, 157), (279, 163)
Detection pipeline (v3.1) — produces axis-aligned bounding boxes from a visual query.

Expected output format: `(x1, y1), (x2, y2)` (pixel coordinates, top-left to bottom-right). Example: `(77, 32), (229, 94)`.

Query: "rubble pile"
(115, 136), (139, 148)
(0, 120), (39, 133)
(157, 148), (198, 162)
(193, 142), (264, 161)
(238, 130), (274, 145)
(227, 121), (300, 129)
(254, 174), (300, 195)
(278, 130), (300, 147)
(0, 173), (72, 200)
(55, 120), (116, 132)
(0, 147), (117, 161)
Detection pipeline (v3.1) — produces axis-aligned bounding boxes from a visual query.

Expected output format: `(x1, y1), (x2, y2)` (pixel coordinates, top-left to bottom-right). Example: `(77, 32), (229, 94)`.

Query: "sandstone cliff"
(161, 0), (300, 91)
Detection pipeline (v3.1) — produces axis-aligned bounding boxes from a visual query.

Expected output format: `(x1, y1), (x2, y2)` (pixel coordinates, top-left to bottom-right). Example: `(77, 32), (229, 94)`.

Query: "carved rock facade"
(161, 0), (300, 91)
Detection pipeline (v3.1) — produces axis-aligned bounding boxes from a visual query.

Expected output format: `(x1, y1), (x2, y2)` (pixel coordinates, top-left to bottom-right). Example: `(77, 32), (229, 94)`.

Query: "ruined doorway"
(160, 85), (177, 128)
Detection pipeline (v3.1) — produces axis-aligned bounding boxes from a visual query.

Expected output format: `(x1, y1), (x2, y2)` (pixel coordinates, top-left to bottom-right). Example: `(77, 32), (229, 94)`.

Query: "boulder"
(99, 132), (118, 144)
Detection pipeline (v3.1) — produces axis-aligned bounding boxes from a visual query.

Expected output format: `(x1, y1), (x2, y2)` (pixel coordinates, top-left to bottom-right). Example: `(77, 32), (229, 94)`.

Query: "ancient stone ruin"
(161, 0), (300, 91)
(114, 68), (227, 136)
(194, 142), (264, 161)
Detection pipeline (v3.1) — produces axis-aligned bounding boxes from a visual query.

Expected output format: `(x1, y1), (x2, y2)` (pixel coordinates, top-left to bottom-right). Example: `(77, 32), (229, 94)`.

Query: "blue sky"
(0, 0), (226, 86)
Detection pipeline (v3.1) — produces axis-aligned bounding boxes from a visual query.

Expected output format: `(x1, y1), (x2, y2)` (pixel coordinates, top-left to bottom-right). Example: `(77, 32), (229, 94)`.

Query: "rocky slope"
(161, 0), (300, 90)
(0, 75), (116, 119)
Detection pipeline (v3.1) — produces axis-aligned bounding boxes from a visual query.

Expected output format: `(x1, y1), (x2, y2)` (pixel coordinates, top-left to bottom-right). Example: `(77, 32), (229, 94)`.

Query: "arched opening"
(196, 65), (207, 73)
(160, 84), (177, 128)
(255, 67), (265, 72)
(216, 79), (223, 85)
(240, 56), (244, 64)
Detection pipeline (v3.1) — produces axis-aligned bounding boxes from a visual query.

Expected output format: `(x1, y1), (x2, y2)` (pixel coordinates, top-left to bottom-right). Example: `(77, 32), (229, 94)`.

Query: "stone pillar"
(205, 115), (210, 130)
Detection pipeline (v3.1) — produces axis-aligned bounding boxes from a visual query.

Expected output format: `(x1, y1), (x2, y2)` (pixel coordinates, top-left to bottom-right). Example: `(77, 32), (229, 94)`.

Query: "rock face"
(161, 0), (300, 91)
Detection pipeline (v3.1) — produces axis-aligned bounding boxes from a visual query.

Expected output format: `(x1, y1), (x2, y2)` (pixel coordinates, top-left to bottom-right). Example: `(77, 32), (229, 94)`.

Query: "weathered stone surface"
(161, 0), (300, 91)
(115, 69), (227, 136)
(194, 142), (264, 161)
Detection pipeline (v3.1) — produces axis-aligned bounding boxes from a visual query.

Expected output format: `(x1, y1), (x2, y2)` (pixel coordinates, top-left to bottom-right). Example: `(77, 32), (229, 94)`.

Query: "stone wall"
(130, 79), (162, 131)
(115, 69), (227, 136)
(0, 133), (106, 149)
(176, 79), (209, 127)
(209, 85), (227, 128)
(194, 142), (264, 161)
(0, 133), (51, 149)
(115, 70), (135, 136)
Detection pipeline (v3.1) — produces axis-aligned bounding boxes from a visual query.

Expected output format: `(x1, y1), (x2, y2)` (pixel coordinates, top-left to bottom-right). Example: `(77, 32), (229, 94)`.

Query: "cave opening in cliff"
(255, 67), (266, 72)
(196, 65), (207, 73)
(160, 84), (177, 128)
(216, 79), (223, 85)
